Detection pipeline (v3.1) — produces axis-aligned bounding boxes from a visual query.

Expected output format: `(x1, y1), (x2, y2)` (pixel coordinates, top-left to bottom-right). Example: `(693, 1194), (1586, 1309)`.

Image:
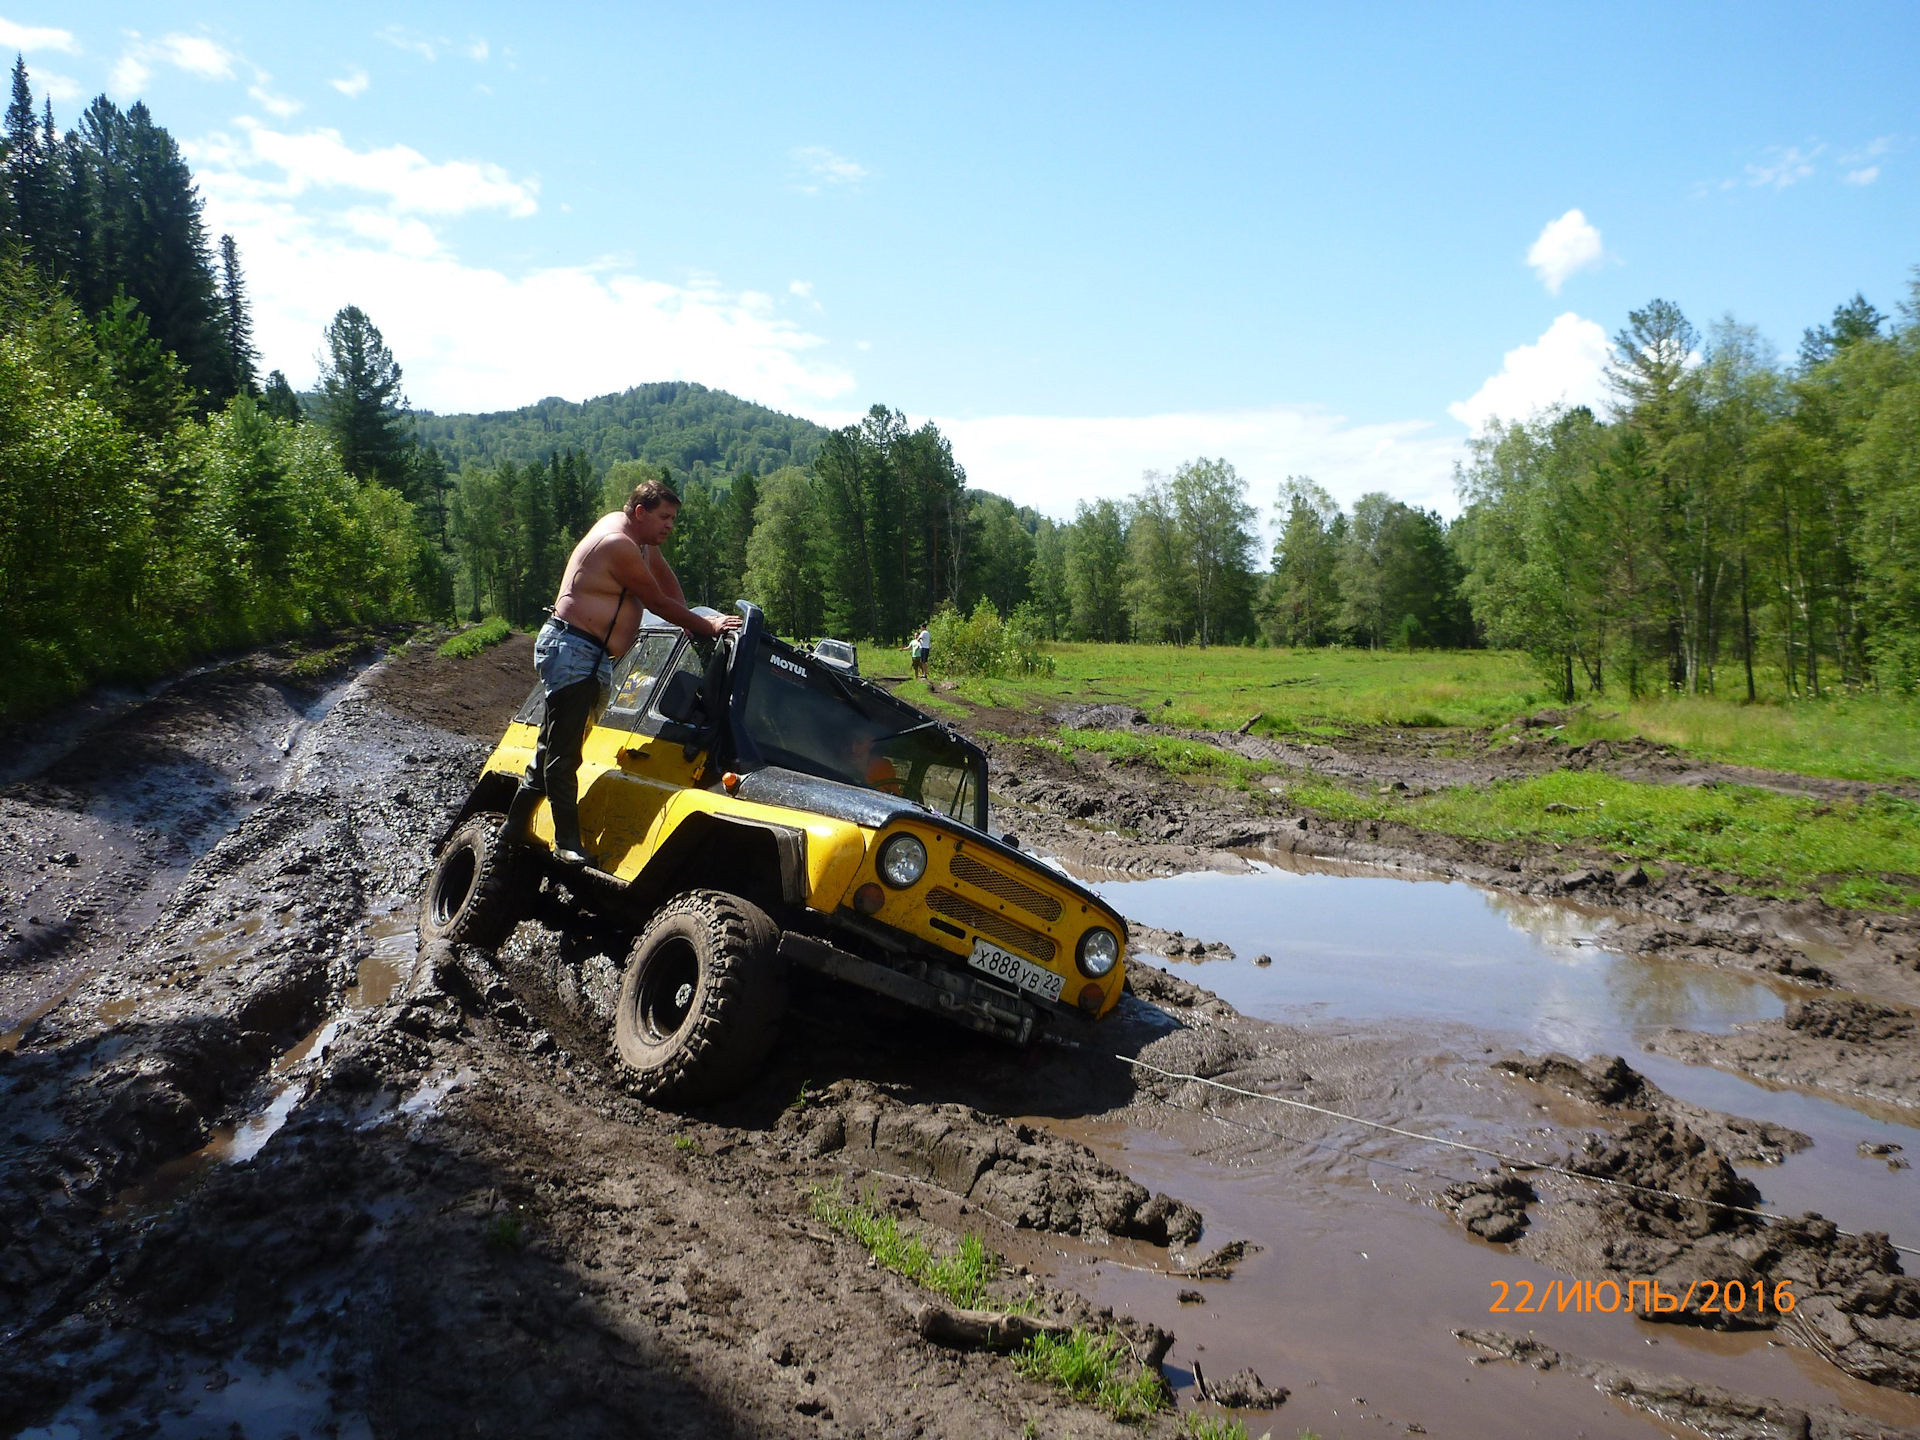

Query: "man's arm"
(613, 542), (739, 638)
(646, 545), (690, 610)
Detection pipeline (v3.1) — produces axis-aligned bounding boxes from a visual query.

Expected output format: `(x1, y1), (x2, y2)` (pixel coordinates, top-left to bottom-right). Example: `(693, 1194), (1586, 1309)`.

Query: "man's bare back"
(552, 503), (738, 653)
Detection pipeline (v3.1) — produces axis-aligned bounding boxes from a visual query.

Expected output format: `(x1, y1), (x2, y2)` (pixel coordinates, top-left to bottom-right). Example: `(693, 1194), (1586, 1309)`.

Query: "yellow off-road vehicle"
(420, 602), (1127, 1102)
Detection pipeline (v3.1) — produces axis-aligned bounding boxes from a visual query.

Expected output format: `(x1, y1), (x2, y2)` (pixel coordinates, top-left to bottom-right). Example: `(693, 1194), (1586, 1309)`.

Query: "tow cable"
(1090, 1050), (1920, 1259)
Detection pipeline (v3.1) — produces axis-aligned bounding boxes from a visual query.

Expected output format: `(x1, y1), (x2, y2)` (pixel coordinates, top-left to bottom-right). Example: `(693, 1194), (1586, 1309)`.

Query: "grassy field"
(859, 641), (1920, 785)
(842, 638), (1920, 906)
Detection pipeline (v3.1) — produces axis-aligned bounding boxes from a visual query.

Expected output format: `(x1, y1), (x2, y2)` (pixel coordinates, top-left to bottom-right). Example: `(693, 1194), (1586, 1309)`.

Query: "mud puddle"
(1091, 858), (1804, 1048)
(1091, 859), (1917, 1238)
(1037, 1116), (1920, 1440)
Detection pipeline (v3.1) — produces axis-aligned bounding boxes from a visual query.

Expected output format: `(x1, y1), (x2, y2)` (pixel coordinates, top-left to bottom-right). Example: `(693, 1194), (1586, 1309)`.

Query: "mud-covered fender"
(637, 790), (870, 914)
(432, 770), (522, 854)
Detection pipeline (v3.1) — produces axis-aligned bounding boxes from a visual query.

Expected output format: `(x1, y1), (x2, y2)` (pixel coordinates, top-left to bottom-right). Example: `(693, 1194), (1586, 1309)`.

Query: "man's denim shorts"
(534, 617), (613, 696)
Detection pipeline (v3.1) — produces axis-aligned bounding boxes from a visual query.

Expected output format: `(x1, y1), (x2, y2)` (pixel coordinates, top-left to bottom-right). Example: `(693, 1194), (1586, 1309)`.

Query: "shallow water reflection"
(1094, 860), (1802, 1054)
(1092, 856), (1919, 1244)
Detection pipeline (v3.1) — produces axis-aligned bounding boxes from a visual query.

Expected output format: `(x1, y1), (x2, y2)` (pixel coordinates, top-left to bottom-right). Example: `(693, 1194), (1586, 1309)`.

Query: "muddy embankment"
(2, 642), (1918, 1439)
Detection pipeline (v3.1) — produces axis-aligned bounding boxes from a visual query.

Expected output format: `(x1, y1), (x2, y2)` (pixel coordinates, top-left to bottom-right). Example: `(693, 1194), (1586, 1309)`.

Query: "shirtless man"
(513, 477), (742, 865)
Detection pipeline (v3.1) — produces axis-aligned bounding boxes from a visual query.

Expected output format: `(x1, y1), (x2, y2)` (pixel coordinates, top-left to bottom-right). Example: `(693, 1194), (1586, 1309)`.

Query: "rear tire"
(614, 890), (786, 1104)
(419, 812), (526, 949)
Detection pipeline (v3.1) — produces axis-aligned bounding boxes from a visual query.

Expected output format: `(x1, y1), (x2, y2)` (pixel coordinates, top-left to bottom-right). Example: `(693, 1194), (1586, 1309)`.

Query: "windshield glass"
(739, 640), (983, 826)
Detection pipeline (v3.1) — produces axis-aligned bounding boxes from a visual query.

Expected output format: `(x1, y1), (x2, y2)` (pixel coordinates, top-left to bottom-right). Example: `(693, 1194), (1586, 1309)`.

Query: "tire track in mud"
(4, 648), (1919, 1439)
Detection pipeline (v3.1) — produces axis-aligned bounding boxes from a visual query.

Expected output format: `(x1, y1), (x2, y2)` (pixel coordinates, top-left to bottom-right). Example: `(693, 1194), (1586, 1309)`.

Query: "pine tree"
(216, 233), (258, 395)
(317, 305), (411, 483)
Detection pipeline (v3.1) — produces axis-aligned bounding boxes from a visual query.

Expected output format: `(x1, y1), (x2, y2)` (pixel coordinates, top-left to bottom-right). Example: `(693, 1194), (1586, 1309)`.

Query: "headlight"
(1076, 926), (1119, 978)
(878, 833), (928, 888)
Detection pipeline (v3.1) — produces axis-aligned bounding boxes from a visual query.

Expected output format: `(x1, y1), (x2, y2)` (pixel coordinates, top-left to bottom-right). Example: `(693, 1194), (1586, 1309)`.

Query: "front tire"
(419, 812), (526, 949)
(614, 890), (786, 1104)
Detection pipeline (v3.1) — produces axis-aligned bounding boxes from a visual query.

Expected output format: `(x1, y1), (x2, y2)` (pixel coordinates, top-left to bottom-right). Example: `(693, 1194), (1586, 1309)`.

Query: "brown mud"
(0, 643), (1917, 1438)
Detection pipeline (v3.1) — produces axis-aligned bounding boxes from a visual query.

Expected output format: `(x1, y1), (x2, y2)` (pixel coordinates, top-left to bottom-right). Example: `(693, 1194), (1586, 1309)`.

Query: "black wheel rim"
(636, 938), (699, 1043)
(433, 844), (478, 926)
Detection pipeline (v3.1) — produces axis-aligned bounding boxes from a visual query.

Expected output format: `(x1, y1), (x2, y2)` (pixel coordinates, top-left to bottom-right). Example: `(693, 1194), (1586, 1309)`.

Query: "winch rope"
(1108, 1052), (1920, 1259)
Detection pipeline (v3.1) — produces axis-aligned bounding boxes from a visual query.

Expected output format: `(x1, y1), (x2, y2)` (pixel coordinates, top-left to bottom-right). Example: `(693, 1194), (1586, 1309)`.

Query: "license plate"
(967, 939), (1063, 1001)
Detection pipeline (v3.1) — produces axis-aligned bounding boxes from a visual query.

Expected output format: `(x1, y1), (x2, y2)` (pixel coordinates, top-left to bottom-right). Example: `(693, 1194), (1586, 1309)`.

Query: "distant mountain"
(413, 382), (831, 484)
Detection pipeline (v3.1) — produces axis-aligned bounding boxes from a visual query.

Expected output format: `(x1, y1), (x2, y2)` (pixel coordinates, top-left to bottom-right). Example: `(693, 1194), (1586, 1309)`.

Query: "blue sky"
(15, 4), (1919, 519)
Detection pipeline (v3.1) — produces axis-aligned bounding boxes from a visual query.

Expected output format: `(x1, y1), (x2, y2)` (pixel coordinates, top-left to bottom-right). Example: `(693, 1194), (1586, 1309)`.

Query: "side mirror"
(656, 670), (704, 724)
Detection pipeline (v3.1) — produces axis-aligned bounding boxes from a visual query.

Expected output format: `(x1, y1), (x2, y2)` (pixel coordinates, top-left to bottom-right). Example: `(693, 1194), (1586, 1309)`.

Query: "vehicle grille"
(925, 888), (1057, 963)
(949, 852), (1063, 922)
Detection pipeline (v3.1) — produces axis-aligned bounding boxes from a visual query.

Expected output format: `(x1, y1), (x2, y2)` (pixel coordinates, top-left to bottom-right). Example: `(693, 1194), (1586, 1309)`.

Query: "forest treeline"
(0, 64), (441, 718)
(413, 383), (827, 485)
(1457, 295), (1920, 699)
(7, 63), (1919, 719)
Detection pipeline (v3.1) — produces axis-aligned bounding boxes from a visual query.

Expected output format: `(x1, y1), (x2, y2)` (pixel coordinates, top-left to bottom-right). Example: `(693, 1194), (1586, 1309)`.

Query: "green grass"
(482, 1212), (525, 1249)
(438, 616), (513, 659)
(1261, 769), (1920, 908)
(1017, 728), (1269, 788)
(808, 1182), (1002, 1310)
(1563, 692), (1920, 784)
(914, 641), (1920, 783)
(1178, 1413), (1259, 1440)
(1013, 1326), (1169, 1423)
(285, 640), (363, 680)
(947, 642), (1547, 736)
(672, 1134), (704, 1154)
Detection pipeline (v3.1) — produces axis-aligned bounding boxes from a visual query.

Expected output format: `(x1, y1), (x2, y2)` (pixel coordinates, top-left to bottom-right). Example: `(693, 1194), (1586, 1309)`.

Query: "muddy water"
(1093, 858), (1918, 1240)
(1035, 1121), (1920, 1440)
(1094, 858), (1799, 1049)
(1041, 856), (1920, 1434)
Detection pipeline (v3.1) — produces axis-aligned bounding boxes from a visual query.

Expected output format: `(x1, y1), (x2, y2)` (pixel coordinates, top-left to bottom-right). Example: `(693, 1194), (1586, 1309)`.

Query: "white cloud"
(25, 64), (79, 101)
(109, 54), (149, 94)
(191, 120), (539, 218)
(330, 66), (370, 98)
(378, 26), (441, 62)
(1745, 144), (1821, 189)
(1525, 208), (1605, 294)
(196, 152), (854, 416)
(789, 280), (814, 300)
(0, 18), (77, 53)
(248, 81), (301, 118)
(793, 144), (867, 192)
(914, 407), (1464, 525)
(1840, 135), (1893, 186)
(1448, 312), (1611, 434)
(157, 33), (235, 79)
(109, 31), (244, 96)
(376, 27), (488, 64)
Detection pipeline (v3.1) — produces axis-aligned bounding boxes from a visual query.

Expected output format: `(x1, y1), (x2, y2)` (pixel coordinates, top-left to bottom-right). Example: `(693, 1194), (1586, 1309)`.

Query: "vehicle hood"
(729, 765), (1126, 935)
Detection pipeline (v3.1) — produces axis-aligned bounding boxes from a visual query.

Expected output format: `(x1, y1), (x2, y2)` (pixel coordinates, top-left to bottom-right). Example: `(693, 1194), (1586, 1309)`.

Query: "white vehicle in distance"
(810, 638), (859, 675)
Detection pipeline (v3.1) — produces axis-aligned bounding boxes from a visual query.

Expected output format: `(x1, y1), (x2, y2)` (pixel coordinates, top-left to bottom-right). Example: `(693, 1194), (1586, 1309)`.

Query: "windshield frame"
(730, 631), (988, 831)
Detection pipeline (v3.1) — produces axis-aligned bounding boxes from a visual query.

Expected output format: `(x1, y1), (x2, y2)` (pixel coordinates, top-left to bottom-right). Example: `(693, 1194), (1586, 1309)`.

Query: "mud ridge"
(1458, 1328), (1919, 1440)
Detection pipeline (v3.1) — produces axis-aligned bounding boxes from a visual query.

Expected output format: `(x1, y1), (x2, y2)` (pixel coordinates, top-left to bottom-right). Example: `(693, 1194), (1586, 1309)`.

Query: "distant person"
(910, 624), (931, 681)
(509, 479), (741, 865)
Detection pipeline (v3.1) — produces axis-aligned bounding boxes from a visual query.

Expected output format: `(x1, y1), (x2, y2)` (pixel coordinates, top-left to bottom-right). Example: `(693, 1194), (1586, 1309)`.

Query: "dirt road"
(3, 639), (1917, 1439)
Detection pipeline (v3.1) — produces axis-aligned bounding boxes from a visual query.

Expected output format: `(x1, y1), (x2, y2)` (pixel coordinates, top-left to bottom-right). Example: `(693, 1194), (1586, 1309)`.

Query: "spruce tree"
(317, 305), (411, 483)
(2, 56), (34, 238)
(216, 233), (258, 395)
(261, 369), (303, 423)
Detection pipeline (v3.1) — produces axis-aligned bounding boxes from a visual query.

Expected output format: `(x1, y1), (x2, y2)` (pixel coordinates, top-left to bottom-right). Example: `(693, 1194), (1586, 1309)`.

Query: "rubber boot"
(548, 793), (592, 868)
(501, 780), (543, 846)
